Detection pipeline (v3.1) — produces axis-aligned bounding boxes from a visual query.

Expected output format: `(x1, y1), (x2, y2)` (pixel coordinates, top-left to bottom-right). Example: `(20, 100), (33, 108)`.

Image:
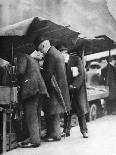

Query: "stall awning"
(0, 17), (79, 62)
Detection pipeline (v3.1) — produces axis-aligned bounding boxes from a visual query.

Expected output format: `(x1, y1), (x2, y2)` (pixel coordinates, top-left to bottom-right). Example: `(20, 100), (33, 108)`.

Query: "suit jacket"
(42, 46), (71, 114)
(66, 55), (89, 116)
(16, 53), (49, 100)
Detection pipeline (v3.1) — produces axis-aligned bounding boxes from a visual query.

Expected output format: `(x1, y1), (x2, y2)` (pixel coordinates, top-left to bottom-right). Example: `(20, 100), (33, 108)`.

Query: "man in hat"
(56, 44), (89, 138)
(101, 56), (116, 114)
(34, 37), (71, 141)
(15, 52), (49, 148)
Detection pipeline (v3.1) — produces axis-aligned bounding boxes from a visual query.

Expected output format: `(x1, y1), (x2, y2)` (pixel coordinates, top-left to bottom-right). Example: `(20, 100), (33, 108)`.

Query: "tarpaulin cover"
(0, 17), (116, 62)
(0, 17), (79, 62)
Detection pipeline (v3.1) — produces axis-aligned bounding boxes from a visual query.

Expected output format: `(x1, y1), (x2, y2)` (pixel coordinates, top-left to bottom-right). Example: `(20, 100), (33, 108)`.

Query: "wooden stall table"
(0, 86), (17, 153)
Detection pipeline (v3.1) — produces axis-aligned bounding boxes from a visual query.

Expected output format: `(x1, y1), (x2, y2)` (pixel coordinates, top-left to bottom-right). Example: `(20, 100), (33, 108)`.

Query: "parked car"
(86, 60), (109, 121)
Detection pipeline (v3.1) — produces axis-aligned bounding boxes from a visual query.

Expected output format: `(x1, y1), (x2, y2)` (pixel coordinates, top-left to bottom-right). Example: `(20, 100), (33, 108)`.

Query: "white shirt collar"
(46, 45), (51, 53)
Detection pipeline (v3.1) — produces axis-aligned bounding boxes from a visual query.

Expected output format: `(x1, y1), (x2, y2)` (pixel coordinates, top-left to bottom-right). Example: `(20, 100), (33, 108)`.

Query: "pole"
(3, 109), (7, 153)
(9, 43), (14, 150)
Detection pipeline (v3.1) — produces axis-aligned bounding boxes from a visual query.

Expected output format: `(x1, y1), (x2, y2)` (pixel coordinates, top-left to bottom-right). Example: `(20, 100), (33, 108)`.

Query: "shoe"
(41, 135), (48, 140)
(18, 141), (40, 148)
(82, 132), (88, 138)
(61, 132), (70, 137)
(43, 137), (61, 142)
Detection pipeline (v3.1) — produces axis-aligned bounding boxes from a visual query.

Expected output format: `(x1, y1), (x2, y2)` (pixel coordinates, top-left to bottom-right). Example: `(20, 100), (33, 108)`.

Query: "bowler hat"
(56, 44), (69, 52)
(34, 36), (48, 50)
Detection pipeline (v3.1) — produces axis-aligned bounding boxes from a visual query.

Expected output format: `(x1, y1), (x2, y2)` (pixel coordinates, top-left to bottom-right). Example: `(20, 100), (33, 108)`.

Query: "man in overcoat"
(15, 52), (49, 147)
(57, 45), (89, 138)
(100, 56), (116, 114)
(34, 37), (71, 141)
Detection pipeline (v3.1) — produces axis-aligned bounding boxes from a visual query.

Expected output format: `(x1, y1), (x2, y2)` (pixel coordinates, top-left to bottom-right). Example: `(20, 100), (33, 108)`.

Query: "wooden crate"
(0, 133), (17, 153)
(0, 86), (18, 105)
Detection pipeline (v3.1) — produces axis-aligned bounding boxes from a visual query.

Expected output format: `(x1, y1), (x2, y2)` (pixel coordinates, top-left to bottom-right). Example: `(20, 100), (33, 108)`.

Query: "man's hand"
(69, 85), (73, 89)
(69, 85), (76, 89)
(30, 50), (43, 60)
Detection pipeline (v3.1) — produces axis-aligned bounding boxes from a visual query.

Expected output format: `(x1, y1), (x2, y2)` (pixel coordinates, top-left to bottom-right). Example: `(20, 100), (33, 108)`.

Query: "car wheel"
(89, 104), (97, 121)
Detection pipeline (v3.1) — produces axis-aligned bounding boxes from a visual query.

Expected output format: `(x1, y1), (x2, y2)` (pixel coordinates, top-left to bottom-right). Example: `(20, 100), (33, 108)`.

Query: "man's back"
(43, 46), (71, 114)
(16, 53), (49, 100)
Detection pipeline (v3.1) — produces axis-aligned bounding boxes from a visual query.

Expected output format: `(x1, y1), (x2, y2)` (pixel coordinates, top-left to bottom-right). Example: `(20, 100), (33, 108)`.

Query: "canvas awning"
(0, 17), (79, 62)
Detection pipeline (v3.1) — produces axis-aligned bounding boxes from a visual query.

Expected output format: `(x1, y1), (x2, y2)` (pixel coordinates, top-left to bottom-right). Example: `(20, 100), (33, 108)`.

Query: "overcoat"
(16, 53), (49, 100)
(15, 53), (49, 144)
(42, 46), (71, 115)
(66, 55), (89, 116)
(101, 64), (116, 100)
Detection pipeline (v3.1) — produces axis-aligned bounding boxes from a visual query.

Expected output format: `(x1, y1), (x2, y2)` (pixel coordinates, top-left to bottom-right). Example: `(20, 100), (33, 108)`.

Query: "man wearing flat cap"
(56, 44), (89, 138)
(34, 37), (71, 141)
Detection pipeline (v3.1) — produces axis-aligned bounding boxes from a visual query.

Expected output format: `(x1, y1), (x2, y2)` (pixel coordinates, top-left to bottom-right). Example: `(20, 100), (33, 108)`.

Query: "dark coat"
(42, 46), (71, 115)
(15, 53), (50, 144)
(16, 53), (49, 100)
(66, 55), (89, 116)
(101, 64), (116, 100)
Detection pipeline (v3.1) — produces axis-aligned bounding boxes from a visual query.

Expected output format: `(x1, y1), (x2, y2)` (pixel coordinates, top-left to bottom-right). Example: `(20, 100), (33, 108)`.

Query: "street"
(2, 115), (116, 155)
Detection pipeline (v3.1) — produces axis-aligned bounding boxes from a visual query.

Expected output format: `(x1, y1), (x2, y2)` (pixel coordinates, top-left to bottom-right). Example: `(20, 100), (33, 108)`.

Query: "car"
(85, 60), (109, 121)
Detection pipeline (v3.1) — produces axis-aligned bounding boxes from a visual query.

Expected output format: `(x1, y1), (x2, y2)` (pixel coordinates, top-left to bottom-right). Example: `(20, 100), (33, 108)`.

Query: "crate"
(0, 86), (17, 105)
(0, 133), (17, 153)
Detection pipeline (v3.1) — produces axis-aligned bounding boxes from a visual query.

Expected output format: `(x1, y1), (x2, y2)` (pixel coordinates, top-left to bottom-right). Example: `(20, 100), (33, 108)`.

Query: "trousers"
(63, 112), (87, 134)
(23, 94), (41, 145)
(45, 114), (61, 139)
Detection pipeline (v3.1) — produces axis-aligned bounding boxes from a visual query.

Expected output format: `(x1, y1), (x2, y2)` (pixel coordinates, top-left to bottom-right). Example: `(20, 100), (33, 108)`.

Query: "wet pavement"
(2, 115), (116, 155)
